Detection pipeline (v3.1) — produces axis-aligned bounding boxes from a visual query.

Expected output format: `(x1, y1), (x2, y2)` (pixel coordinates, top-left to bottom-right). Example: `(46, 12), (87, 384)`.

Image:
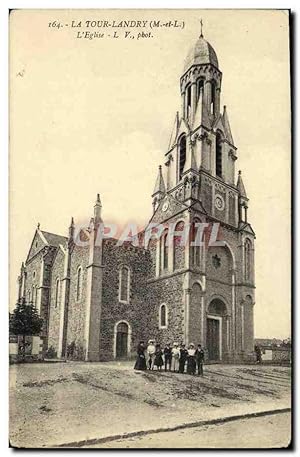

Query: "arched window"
(159, 303), (168, 329)
(244, 239), (252, 281)
(186, 83), (192, 117)
(197, 78), (204, 100)
(178, 134), (186, 181)
(173, 221), (185, 270)
(162, 231), (169, 271)
(119, 266), (130, 303)
(28, 289), (31, 304)
(76, 267), (82, 301)
(191, 220), (201, 267)
(216, 132), (222, 178)
(211, 80), (216, 115)
(55, 278), (60, 308)
(32, 285), (37, 306)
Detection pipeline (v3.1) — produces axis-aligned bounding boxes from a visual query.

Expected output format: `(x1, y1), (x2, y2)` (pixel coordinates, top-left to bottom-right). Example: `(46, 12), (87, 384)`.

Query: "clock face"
(215, 194), (225, 211)
(162, 201), (169, 212)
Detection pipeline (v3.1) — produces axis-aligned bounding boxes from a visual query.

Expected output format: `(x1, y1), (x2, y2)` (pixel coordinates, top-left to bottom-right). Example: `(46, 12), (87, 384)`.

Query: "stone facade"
(17, 32), (256, 363)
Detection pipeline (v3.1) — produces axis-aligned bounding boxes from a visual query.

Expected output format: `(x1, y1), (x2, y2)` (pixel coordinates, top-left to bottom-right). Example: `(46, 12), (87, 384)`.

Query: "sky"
(9, 9), (291, 339)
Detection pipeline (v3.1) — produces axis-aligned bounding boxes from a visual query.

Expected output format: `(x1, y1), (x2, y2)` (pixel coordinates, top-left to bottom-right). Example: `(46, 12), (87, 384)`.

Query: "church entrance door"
(116, 322), (129, 359)
(207, 317), (221, 361)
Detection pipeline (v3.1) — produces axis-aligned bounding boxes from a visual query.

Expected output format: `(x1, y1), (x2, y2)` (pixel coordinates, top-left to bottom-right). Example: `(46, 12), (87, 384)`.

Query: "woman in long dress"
(187, 343), (196, 375)
(171, 342), (180, 372)
(134, 341), (147, 370)
(154, 344), (163, 371)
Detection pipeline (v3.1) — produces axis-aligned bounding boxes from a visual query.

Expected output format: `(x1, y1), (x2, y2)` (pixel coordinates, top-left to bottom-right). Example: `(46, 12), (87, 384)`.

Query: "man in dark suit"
(195, 344), (205, 376)
(179, 343), (188, 373)
(163, 343), (172, 371)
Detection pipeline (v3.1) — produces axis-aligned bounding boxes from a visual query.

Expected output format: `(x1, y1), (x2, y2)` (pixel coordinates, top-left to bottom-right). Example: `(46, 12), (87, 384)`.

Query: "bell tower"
(155, 27), (244, 228)
(148, 27), (255, 362)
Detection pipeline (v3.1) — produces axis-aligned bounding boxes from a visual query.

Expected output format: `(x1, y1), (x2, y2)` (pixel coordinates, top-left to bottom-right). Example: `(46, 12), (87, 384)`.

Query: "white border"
(3, 3), (296, 455)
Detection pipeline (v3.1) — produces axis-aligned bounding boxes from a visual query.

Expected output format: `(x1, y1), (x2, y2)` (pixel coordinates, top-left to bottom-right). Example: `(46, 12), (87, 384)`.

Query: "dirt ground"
(9, 361), (291, 448)
(88, 412), (291, 449)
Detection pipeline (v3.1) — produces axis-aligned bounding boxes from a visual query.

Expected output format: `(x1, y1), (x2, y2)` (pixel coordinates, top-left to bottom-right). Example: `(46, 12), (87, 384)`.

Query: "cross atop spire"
(200, 19), (203, 38)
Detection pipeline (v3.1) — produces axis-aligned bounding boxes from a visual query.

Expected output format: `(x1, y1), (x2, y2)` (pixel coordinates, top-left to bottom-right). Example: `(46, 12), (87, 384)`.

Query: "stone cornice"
(235, 283), (256, 289)
(180, 63), (222, 84)
(86, 263), (104, 269)
(206, 277), (233, 286)
(199, 168), (238, 193)
(147, 268), (190, 284)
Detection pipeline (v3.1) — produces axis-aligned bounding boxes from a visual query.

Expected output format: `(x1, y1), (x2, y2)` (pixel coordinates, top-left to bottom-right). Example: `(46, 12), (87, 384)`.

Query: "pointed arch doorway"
(206, 299), (227, 361)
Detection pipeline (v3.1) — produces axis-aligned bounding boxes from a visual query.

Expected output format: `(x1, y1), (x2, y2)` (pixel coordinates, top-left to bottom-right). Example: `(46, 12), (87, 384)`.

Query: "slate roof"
(41, 230), (67, 247)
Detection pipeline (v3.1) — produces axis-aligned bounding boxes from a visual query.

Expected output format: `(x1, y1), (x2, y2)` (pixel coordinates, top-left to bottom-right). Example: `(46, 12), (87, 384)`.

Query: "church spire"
(237, 171), (249, 224)
(152, 165), (166, 213)
(237, 170), (247, 198)
(94, 193), (102, 223)
(68, 216), (75, 242)
(152, 165), (166, 197)
(168, 112), (179, 150)
(222, 105), (234, 145)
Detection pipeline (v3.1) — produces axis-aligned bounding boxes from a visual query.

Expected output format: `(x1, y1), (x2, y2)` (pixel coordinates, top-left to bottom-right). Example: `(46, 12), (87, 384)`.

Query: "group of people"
(134, 340), (205, 376)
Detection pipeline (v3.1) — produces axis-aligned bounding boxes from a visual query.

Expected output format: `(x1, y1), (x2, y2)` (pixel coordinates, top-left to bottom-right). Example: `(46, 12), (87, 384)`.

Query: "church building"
(17, 31), (256, 363)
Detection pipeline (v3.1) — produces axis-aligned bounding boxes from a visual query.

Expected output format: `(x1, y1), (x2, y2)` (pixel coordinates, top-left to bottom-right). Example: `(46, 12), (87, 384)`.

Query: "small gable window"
(119, 266), (130, 303)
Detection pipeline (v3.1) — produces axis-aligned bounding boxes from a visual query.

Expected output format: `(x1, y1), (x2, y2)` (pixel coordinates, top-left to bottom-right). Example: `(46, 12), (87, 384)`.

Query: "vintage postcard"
(9, 9), (291, 449)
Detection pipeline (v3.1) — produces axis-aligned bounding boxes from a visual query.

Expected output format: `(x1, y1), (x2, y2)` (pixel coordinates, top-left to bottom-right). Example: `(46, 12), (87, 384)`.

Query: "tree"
(282, 337), (291, 348)
(9, 299), (43, 359)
